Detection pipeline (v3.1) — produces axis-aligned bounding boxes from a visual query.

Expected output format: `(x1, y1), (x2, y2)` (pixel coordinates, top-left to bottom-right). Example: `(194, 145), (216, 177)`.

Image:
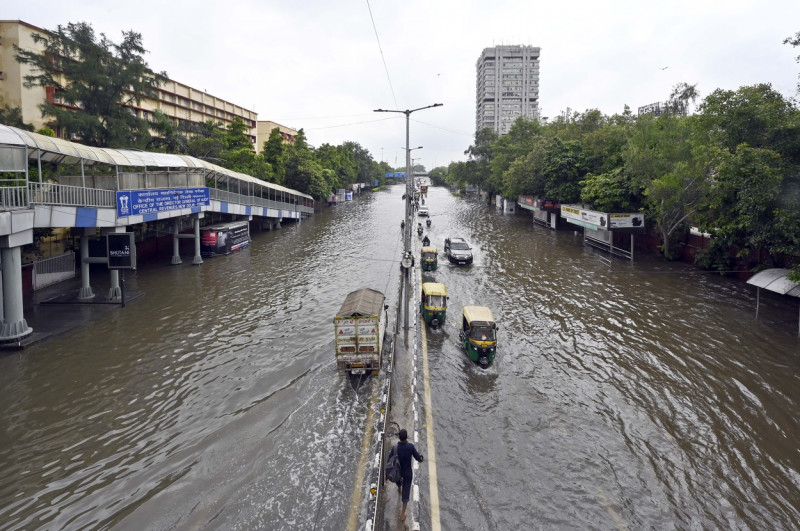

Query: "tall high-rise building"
(475, 45), (541, 135)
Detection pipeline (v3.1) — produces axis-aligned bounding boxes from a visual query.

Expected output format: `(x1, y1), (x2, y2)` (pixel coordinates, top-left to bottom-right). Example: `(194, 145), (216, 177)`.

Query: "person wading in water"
(387, 428), (424, 521)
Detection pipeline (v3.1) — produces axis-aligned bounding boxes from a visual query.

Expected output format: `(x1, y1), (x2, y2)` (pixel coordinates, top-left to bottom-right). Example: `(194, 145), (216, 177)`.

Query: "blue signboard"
(116, 187), (210, 217)
(384, 172), (406, 178)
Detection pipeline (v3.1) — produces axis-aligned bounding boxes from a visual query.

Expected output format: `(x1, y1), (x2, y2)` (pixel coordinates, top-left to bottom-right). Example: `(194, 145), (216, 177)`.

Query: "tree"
(694, 144), (788, 270)
(285, 129), (328, 198)
(147, 109), (189, 153)
(462, 128), (497, 191)
(784, 31), (800, 93)
(695, 84), (800, 161)
(644, 161), (706, 259)
(342, 141), (376, 184)
(580, 168), (636, 212)
(186, 120), (226, 161)
(262, 128), (287, 184)
(0, 99), (34, 131)
(541, 138), (586, 202)
(14, 21), (167, 148)
(667, 82), (700, 116)
(428, 166), (448, 186)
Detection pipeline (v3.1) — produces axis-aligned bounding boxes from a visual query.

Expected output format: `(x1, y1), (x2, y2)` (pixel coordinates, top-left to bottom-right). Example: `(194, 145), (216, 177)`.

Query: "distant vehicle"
(418, 206), (429, 217)
(420, 185), (428, 195)
(334, 288), (387, 375)
(459, 306), (498, 368)
(444, 237), (473, 265)
(200, 221), (250, 257)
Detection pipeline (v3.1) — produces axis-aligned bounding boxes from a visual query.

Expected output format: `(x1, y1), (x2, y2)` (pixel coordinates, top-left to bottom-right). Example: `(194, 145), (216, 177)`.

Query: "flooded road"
(1, 184), (799, 529)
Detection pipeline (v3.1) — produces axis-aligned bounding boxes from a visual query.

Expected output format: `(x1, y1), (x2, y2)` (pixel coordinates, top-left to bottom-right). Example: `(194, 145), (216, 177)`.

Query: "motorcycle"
(417, 224), (424, 237)
(426, 218), (432, 227)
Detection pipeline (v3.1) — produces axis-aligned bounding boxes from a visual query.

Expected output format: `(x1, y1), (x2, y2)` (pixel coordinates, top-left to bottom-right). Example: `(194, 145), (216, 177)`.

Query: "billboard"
(116, 187), (210, 217)
(107, 232), (136, 270)
(609, 213), (645, 229)
(561, 205), (608, 228)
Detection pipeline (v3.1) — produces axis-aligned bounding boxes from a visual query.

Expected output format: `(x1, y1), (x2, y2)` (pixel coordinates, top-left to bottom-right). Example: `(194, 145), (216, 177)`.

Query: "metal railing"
(32, 251), (76, 290)
(208, 188), (314, 214)
(0, 186), (29, 209)
(5, 183), (313, 215)
(28, 182), (116, 208)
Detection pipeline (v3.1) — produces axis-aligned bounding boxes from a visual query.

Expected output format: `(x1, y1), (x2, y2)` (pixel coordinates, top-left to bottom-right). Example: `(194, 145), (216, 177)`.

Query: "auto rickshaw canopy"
(462, 305), (495, 325)
(422, 282), (447, 298)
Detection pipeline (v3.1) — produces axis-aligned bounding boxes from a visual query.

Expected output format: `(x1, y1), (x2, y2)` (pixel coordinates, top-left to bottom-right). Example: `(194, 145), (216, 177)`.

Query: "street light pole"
(374, 103), (443, 330)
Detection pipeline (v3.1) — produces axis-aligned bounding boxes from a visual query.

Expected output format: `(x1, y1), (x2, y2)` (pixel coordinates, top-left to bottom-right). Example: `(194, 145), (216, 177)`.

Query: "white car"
(418, 206), (429, 217)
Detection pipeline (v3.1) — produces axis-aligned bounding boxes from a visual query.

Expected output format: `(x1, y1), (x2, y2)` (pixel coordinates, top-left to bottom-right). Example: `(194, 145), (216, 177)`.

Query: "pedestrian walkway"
(1, 279), (142, 351)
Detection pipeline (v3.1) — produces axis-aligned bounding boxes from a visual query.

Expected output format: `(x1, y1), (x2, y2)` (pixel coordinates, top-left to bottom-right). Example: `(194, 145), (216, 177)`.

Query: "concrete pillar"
(171, 221), (182, 265)
(107, 269), (121, 301)
(192, 216), (203, 265)
(0, 246), (32, 341)
(77, 229), (95, 300)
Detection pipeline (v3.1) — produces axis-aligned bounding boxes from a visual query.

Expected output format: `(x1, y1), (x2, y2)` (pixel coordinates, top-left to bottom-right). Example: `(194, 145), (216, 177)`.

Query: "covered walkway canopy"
(0, 124), (313, 206)
(746, 268), (800, 336)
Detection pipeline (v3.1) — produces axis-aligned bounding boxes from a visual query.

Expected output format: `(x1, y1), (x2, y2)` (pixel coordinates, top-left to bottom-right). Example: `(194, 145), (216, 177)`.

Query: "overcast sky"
(8, 1), (800, 169)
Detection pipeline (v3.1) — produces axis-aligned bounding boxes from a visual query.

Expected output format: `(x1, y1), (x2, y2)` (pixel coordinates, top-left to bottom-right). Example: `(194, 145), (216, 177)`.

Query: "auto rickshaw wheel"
(479, 356), (489, 368)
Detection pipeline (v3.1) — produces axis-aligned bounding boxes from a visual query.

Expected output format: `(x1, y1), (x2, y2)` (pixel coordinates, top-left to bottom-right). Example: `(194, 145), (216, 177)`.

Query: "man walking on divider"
(388, 428), (424, 521)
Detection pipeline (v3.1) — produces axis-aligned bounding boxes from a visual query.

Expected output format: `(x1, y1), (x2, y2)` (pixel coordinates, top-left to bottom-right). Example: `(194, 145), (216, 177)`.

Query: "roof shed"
(335, 289), (385, 319)
(746, 268), (800, 336)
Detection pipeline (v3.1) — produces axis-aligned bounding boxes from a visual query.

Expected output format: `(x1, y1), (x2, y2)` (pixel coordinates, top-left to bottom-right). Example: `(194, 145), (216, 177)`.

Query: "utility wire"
(304, 115), (400, 131)
(412, 118), (475, 137)
(365, 0), (399, 109)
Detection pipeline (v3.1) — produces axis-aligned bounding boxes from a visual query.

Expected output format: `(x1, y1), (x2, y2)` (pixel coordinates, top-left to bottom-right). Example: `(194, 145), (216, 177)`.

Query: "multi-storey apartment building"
(475, 45), (541, 135)
(255, 120), (297, 153)
(0, 20), (257, 146)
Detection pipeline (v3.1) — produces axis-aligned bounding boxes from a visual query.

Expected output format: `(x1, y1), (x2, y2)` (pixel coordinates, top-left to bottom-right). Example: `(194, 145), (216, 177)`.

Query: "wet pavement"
(1, 279), (142, 351)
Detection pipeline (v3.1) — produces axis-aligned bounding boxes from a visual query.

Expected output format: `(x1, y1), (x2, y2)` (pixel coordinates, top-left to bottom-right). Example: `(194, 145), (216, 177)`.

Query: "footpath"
(0, 277), (142, 352)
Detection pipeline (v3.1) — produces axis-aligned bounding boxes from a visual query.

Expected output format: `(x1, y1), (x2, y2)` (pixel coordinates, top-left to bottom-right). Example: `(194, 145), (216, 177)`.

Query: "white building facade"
(475, 45), (541, 135)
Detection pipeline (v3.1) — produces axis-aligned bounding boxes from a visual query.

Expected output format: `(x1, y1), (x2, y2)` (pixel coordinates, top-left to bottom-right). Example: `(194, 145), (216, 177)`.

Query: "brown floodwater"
(0, 184), (798, 530)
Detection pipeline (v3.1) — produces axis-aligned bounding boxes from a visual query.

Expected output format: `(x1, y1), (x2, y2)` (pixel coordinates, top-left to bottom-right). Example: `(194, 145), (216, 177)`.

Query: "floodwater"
(1, 184), (799, 530)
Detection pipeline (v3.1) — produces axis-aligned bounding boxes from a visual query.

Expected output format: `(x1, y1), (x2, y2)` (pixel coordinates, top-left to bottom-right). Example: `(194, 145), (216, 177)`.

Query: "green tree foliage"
(539, 138), (585, 202)
(784, 31), (800, 94)
(459, 128), (497, 192)
(428, 166), (448, 186)
(186, 120), (227, 161)
(644, 161), (707, 259)
(285, 129), (327, 198)
(0, 100), (34, 131)
(14, 21), (167, 148)
(147, 109), (189, 153)
(262, 128), (287, 185)
(580, 168), (634, 212)
(695, 144), (795, 270)
(694, 84), (800, 271)
(458, 79), (799, 273)
(342, 141), (376, 184)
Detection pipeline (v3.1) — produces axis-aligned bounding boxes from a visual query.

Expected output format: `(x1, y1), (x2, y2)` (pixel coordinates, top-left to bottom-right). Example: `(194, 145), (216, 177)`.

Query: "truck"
(334, 288), (387, 375)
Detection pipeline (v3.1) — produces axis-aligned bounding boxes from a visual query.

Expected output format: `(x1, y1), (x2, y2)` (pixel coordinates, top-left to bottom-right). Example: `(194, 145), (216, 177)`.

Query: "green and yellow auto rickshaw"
(459, 306), (498, 368)
(420, 282), (447, 327)
(421, 245), (438, 271)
